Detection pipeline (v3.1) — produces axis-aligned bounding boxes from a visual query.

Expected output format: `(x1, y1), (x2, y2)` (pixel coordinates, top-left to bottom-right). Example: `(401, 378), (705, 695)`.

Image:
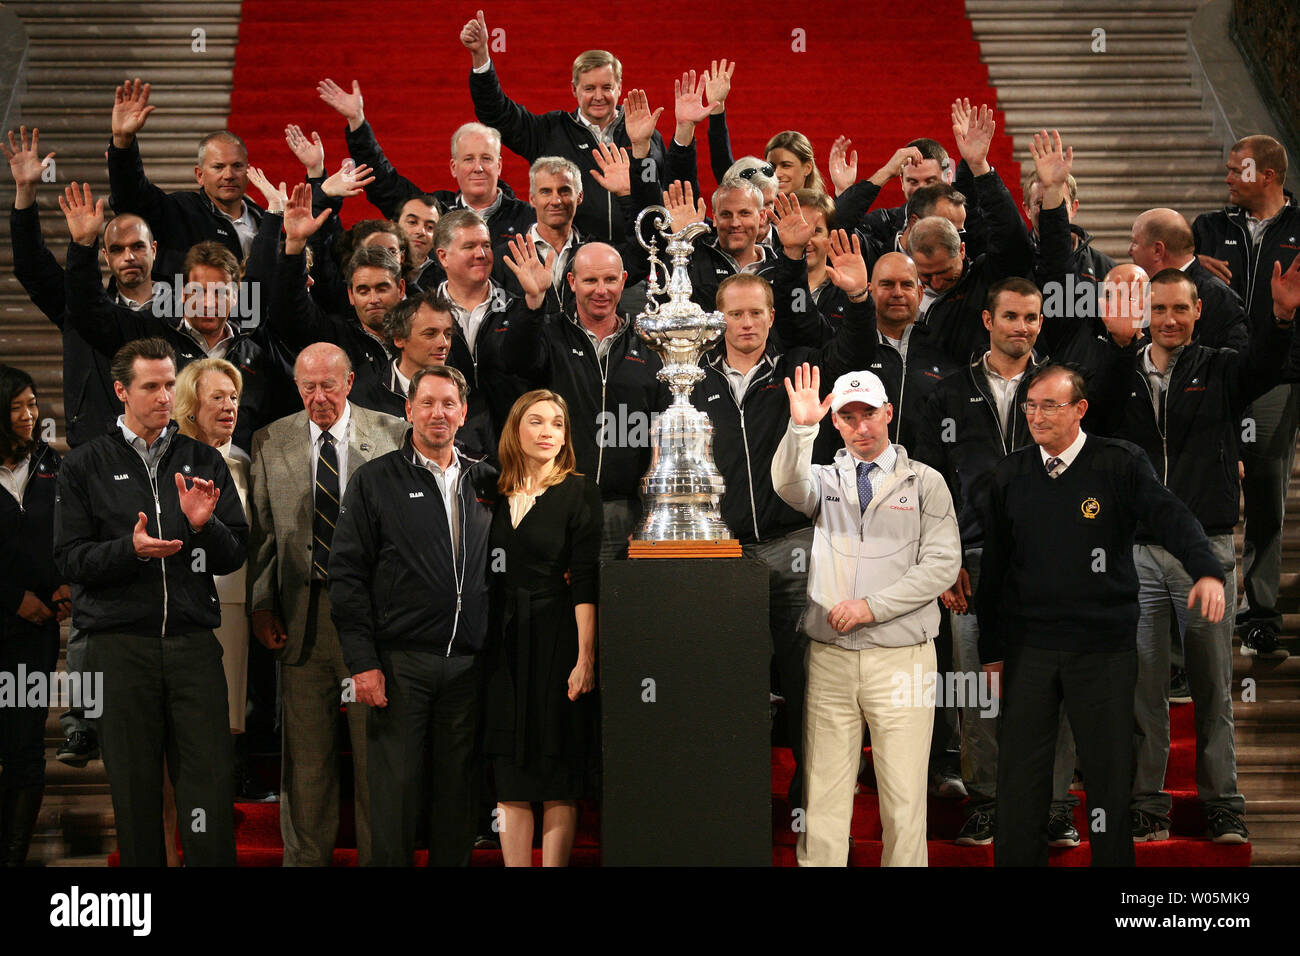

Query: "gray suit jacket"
(247, 402), (407, 665)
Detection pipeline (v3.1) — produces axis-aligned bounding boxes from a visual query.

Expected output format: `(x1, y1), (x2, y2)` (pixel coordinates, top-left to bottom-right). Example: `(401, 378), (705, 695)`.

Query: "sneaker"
(1047, 807), (1080, 847)
(55, 730), (99, 768)
(955, 809), (995, 845)
(928, 769), (968, 800)
(1240, 622), (1289, 659)
(1169, 668), (1192, 704)
(1205, 807), (1249, 844)
(1131, 809), (1170, 843)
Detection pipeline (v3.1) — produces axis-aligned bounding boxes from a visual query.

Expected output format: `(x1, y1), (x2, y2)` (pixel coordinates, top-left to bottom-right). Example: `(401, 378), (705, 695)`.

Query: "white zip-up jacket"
(771, 421), (960, 650)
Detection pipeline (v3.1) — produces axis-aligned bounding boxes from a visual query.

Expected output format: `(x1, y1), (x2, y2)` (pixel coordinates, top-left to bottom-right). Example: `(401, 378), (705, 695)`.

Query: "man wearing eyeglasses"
(912, 277), (1081, 850)
(1089, 265), (1300, 847)
(976, 363), (1226, 866)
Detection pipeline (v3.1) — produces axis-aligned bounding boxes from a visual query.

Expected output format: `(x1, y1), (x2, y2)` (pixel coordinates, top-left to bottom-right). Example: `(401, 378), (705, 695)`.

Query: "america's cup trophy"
(627, 206), (741, 558)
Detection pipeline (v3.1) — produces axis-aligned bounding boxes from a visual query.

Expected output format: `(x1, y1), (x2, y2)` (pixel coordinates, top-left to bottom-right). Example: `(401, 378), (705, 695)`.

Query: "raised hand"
(952, 97), (995, 175)
(322, 159), (376, 198)
(784, 361), (833, 426)
(132, 511), (183, 559)
(316, 78), (366, 130)
(704, 58), (735, 115)
(772, 192), (814, 255)
(622, 89), (663, 155)
(662, 180), (706, 231)
(674, 70), (710, 128)
(1029, 128), (1072, 210)
(112, 78), (155, 147)
(590, 142), (631, 197)
(502, 234), (552, 309)
(1271, 252), (1300, 321)
(57, 182), (105, 246)
(825, 228), (868, 295)
(827, 135), (858, 196)
(175, 472), (221, 531)
(460, 9), (490, 67)
(868, 145), (925, 187)
(284, 124), (325, 176)
(246, 166), (289, 214)
(282, 182), (332, 254)
(4, 126), (54, 188)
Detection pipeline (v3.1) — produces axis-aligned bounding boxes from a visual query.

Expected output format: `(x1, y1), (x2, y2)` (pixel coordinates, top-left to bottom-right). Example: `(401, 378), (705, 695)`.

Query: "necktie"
(313, 434), (340, 580)
(1045, 456), (1063, 478)
(857, 460), (876, 514)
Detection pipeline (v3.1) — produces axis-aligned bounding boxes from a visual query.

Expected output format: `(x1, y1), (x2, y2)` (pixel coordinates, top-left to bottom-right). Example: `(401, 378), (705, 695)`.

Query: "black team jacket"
(0, 442), (63, 637)
(1193, 194), (1300, 339)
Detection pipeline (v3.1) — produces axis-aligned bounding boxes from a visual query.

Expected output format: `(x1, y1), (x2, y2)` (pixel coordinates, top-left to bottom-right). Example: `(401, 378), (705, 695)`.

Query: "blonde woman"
(484, 390), (602, 866)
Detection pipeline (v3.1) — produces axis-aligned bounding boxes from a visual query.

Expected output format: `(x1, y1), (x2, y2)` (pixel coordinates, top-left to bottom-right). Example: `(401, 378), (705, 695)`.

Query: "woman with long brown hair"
(483, 389), (602, 866)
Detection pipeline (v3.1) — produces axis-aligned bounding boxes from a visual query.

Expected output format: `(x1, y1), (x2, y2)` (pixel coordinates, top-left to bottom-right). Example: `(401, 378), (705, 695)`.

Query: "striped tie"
(1045, 456), (1063, 478)
(313, 434), (339, 580)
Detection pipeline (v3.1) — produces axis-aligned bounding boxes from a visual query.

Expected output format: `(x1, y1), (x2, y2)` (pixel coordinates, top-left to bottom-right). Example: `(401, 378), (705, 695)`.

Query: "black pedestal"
(599, 558), (770, 865)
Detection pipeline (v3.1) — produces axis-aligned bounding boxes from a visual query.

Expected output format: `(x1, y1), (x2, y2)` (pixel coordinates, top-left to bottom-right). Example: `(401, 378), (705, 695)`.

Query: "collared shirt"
(722, 356), (766, 406)
(981, 352), (1025, 437)
(412, 445), (462, 551)
(391, 361), (412, 400)
(712, 239), (771, 276)
(179, 319), (237, 360)
(1246, 211), (1277, 246)
(0, 454), (30, 504)
(1040, 429), (1087, 477)
(217, 200), (256, 257)
(578, 314), (624, 360)
(457, 189), (504, 221)
(919, 285), (940, 318)
(880, 324), (913, 364)
(853, 442), (897, 501)
(1141, 343), (1184, 422)
(308, 402), (352, 495)
(528, 222), (581, 292)
(117, 416), (175, 472)
(113, 283), (164, 311)
(575, 109), (617, 145)
(440, 280), (498, 354)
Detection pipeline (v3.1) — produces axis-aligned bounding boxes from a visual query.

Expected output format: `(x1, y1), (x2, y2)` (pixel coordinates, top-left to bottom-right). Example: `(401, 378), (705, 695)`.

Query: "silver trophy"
(629, 207), (739, 555)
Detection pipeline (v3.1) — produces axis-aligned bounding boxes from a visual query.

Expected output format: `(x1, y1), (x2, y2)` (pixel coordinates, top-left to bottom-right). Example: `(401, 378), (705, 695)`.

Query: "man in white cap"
(772, 362), (960, 866)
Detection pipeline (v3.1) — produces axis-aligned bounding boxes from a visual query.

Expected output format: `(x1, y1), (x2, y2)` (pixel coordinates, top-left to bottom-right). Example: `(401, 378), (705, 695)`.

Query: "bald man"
(501, 240), (670, 558)
(247, 341), (406, 866)
(1128, 208), (1246, 351)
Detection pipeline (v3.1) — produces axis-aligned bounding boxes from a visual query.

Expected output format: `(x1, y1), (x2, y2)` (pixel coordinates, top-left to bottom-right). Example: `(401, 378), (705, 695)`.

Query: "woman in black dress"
(484, 389), (602, 866)
(0, 365), (69, 866)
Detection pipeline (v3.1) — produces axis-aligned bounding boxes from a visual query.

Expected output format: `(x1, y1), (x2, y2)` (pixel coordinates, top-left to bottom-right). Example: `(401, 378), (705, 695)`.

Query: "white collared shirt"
(981, 352), (1025, 437)
(218, 201), (256, 257)
(1040, 429), (1087, 477)
(412, 446), (462, 550)
(919, 285), (940, 317)
(722, 357), (766, 406)
(117, 416), (174, 471)
(528, 222), (580, 292)
(440, 280), (498, 354)
(180, 319), (237, 359)
(392, 361), (412, 400)
(853, 442), (897, 501)
(0, 454), (30, 504)
(308, 402), (352, 495)
(579, 315), (624, 360)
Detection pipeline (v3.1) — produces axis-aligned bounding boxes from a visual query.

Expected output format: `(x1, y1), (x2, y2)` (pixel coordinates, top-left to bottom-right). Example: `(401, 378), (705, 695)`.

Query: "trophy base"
(627, 538), (742, 559)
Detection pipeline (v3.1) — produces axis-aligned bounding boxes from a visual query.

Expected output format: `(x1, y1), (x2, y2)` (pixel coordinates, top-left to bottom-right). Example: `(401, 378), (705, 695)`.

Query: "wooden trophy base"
(627, 538), (742, 559)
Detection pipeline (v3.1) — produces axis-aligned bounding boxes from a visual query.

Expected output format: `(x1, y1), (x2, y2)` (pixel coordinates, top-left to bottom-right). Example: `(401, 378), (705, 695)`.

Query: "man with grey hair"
(107, 78), (263, 276)
(493, 156), (584, 312)
(316, 77), (534, 243)
(248, 341), (406, 866)
(461, 9), (665, 243)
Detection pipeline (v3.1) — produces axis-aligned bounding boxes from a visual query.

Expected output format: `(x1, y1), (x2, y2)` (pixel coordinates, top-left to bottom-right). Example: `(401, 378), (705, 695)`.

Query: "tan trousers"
(798, 639), (935, 867)
(280, 589), (370, 866)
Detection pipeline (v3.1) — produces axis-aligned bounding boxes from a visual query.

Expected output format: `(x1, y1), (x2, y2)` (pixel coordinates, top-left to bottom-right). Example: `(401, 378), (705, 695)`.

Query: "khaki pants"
(798, 639), (935, 867)
(280, 588), (370, 866)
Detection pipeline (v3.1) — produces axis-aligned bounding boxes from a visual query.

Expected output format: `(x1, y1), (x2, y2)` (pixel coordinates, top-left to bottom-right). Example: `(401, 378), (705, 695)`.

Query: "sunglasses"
(738, 162), (776, 181)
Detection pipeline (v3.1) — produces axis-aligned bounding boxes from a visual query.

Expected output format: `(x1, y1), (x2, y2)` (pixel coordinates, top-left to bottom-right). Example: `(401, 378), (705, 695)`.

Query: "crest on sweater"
(1081, 497), (1100, 519)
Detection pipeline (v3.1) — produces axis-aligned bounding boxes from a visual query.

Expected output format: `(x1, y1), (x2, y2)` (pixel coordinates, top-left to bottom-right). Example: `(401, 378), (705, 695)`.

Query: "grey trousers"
(280, 587), (371, 866)
(1131, 537), (1244, 817)
(1239, 383), (1300, 628)
(59, 624), (90, 736)
(88, 629), (235, 866)
(951, 548), (1078, 814)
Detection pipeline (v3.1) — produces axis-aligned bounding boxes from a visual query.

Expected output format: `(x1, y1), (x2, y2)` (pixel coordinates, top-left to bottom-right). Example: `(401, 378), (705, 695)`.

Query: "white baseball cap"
(830, 370), (889, 414)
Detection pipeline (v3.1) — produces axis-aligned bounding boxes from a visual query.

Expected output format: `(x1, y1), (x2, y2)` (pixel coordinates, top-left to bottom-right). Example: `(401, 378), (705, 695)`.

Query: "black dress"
(483, 473), (603, 801)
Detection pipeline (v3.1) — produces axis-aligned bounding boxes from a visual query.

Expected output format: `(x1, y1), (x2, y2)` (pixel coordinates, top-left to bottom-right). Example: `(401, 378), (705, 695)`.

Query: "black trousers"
(994, 643), (1136, 867)
(88, 630), (236, 866)
(367, 648), (481, 867)
(0, 621), (60, 789)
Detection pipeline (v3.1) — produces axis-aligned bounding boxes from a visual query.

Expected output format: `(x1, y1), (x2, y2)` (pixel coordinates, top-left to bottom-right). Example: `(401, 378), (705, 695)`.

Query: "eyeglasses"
(738, 162), (776, 181)
(1020, 400), (1077, 417)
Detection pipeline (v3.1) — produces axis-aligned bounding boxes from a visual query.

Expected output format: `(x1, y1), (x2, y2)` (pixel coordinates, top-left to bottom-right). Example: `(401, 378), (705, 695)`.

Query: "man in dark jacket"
(330, 366), (496, 866)
(53, 337), (248, 867)
(107, 79), (263, 276)
(1090, 266), (1300, 846)
(1193, 135), (1300, 654)
(460, 10), (665, 243)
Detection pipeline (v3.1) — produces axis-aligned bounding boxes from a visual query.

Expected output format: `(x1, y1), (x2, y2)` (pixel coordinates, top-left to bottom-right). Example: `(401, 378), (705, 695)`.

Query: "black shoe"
(1169, 668), (1192, 704)
(1240, 622), (1288, 659)
(235, 767), (278, 803)
(1205, 807), (1248, 844)
(473, 833), (501, 850)
(1131, 809), (1170, 843)
(1047, 807), (1080, 847)
(55, 730), (99, 768)
(955, 809), (994, 846)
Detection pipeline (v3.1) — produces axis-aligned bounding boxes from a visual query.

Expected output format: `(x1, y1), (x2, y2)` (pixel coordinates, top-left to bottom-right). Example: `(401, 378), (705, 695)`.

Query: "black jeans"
(994, 643), (1136, 867)
(367, 648), (481, 866)
(88, 629), (235, 866)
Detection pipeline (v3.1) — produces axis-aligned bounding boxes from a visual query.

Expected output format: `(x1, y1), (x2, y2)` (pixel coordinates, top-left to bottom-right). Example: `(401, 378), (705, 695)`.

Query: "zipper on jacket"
(969, 362), (1011, 457)
(1135, 360), (1170, 485)
(719, 363), (766, 543)
(147, 463), (168, 639)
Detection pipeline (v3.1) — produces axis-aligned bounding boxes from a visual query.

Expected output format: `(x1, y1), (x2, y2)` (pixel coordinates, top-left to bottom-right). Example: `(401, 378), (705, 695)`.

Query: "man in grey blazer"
(247, 342), (406, 865)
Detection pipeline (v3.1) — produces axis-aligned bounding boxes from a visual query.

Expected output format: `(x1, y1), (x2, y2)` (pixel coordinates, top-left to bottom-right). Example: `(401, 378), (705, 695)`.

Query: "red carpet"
(227, 0), (1018, 226)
